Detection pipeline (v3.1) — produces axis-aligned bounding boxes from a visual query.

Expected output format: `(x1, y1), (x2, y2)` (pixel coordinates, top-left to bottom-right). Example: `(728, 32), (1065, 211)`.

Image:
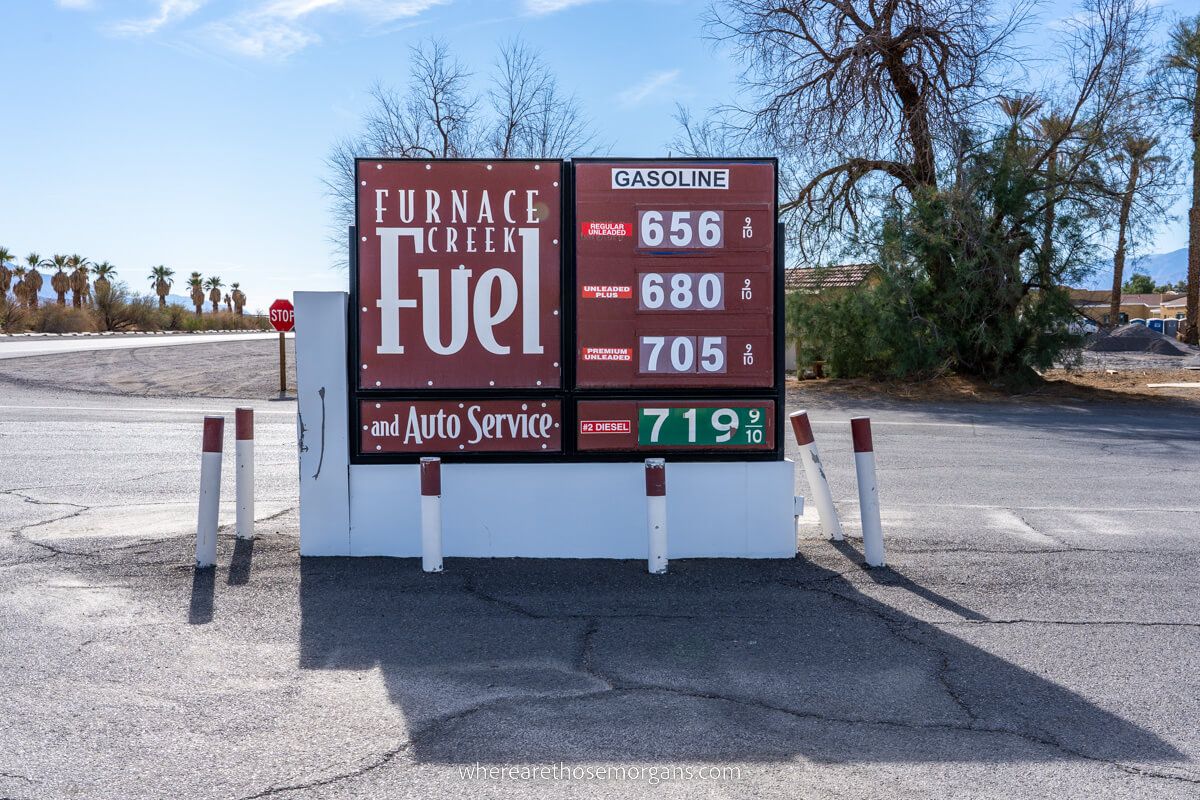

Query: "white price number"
(638, 210), (724, 249)
(640, 335), (727, 374)
(640, 273), (724, 311)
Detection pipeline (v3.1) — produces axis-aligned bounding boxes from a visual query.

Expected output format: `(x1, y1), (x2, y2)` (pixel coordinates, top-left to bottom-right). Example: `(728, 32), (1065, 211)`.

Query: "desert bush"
(30, 303), (97, 333)
(93, 282), (159, 332)
(160, 304), (189, 331)
(177, 310), (271, 331)
(0, 294), (30, 332)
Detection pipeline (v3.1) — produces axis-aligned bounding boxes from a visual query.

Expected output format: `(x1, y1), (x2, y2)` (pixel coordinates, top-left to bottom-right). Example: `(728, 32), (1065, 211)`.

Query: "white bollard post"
(420, 457), (443, 573)
(789, 410), (843, 541)
(852, 417), (886, 568)
(195, 416), (224, 569)
(235, 407), (254, 540)
(645, 459), (668, 575)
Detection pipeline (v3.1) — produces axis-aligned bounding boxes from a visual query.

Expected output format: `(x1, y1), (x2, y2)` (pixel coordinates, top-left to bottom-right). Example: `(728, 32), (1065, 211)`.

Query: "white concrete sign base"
(295, 291), (797, 559)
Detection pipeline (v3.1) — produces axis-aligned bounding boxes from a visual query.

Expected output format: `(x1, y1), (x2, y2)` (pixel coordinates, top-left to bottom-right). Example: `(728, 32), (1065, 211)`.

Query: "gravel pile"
(1086, 324), (1190, 356)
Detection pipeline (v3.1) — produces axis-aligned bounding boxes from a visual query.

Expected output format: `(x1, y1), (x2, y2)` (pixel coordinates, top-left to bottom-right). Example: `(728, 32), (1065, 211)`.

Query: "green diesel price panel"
(576, 400), (776, 453)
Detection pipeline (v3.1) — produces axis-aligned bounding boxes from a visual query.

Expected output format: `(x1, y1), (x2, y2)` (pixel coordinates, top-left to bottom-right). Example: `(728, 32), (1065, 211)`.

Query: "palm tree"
(203, 276), (223, 314)
(47, 254), (70, 305)
(1165, 16), (1200, 343)
(24, 261), (43, 308)
(12, 265), (27, 306)
(187, 272), (205, 315)
(92, 262), (117, 293)
(0, 246), (13, 297)
(67, 254), (91, 308)
(231, 282), (246, 316)
(148, 265), (175, 308)
(1109, 137), (1166, 326)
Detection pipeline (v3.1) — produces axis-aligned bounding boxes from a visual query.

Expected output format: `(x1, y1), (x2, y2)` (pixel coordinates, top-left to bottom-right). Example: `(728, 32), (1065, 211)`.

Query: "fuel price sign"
(573, 160), (777, 389)
(576, 400), (776, 453)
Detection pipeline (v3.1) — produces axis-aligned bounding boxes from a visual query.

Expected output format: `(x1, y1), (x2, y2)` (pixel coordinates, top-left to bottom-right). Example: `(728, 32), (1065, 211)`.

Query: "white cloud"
(617, 69), (681, 107)
(110, 0), (205, 36)
(101, 0), (446, 59)
(524, 0), (598, 14)
(205, 1), (446, 58)
(206, 18), (319, 58)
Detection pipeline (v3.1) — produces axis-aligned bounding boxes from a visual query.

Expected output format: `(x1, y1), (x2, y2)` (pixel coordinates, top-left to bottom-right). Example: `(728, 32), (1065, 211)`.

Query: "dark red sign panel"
(576, 400), (776, 453)
(355, 160), (562, 390)
(361, 400), (562, 454)
(573, 161), (776, 389)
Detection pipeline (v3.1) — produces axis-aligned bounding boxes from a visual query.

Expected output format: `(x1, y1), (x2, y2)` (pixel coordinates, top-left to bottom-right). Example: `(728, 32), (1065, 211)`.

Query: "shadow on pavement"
(188, 567), (214, 624)
(297, 556), (1181, 766)
(228, 538), (255, 586)
(830, 539), (989, 621)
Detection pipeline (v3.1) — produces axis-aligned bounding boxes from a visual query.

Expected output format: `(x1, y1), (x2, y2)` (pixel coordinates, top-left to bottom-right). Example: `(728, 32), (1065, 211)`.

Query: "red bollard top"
(202, 416), (225, 453)
(644, 459), (666, 497)
(420, 457), (441, 497)
(850, 417), (873, 453)
(789, 410), (815, 446)
(235, 407), (254, 440)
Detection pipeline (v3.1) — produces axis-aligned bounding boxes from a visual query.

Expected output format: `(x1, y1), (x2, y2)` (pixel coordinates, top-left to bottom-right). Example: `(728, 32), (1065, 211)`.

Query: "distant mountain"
(1085, 248), (1188, 290)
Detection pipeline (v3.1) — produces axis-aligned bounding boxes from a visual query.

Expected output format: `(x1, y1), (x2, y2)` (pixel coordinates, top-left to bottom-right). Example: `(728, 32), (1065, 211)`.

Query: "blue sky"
(0, 0), (1191, 309)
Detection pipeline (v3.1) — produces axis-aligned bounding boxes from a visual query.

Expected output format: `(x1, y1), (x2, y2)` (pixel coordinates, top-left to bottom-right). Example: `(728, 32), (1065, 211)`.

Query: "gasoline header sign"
(355, 160), (562, 390)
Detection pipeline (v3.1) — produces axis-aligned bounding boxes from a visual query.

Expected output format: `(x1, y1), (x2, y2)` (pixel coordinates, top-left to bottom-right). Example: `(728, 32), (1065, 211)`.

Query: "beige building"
(1068, 289), (1188, 326)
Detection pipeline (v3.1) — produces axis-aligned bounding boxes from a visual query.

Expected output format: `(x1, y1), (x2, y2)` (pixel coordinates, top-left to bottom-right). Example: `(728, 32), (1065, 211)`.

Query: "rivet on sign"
(553, 239), (559, 245)
(489, 380), (495, 386)
(360, 181), (366, 186)
(362, 306), (367, 312)
(362, 364), (368, 369)
(427, 380), (433, 386)
(362, 425), (368, 430)
(459, 444), (465, 450)
(375, 381), (381, 387)
(554, 422), (560, 428)
(522, 404), (528, 410)
(534, 164), (541, 170)
(541, 402), (547, 408)
(376, 164), (382, 170)
(552, 181), (558, 187)
(486, 164), (493, 170)
(376, 445), (382, 451)
(541, 444), (547, 449)
(458, 403), (464, 409)
(425, 164), (431, 170)
(553, 310), (559, 316)
(536, 381), (542, 386)
(553, 362), (559, 368)
(375, 403), (381, 409)
(362, 236), (367, 242)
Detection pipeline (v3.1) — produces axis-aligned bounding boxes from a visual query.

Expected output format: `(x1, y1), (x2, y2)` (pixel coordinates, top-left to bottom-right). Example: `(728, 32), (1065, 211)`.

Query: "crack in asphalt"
(235, 741), (414, 800)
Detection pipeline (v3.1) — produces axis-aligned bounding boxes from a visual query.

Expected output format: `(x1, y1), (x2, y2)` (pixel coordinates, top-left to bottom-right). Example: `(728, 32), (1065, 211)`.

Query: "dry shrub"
(30, 304), (97, 333)
(0, 294), (29, 332)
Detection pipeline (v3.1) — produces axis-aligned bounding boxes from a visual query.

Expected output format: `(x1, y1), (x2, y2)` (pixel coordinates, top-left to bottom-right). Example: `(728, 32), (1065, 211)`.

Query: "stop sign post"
(269, 299), (294, 399)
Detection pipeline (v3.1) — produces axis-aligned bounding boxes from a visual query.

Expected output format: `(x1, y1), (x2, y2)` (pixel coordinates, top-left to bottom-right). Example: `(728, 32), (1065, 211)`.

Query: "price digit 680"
(640, 273), (724, 311)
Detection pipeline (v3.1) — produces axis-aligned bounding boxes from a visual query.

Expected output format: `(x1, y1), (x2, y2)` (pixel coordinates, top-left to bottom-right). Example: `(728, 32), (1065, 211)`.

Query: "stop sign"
(269, 299), (295, 332)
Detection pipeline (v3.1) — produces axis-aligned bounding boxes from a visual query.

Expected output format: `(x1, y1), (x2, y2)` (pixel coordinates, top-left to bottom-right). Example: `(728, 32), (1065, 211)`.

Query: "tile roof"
(785, 263), (877, 292)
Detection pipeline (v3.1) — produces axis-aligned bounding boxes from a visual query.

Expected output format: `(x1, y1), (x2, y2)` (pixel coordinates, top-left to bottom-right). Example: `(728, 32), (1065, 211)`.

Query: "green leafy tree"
(1123, 272), (1157, 293)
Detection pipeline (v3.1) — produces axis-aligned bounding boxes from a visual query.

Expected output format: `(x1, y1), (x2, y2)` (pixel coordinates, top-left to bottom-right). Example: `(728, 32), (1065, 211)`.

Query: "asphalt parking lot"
(1, 370), (1198, 799)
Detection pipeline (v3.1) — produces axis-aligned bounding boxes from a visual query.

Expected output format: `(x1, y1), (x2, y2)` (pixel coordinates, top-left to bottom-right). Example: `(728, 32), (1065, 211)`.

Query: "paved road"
(0, 378), (1197, 799)
(0, 331), (289, 360)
